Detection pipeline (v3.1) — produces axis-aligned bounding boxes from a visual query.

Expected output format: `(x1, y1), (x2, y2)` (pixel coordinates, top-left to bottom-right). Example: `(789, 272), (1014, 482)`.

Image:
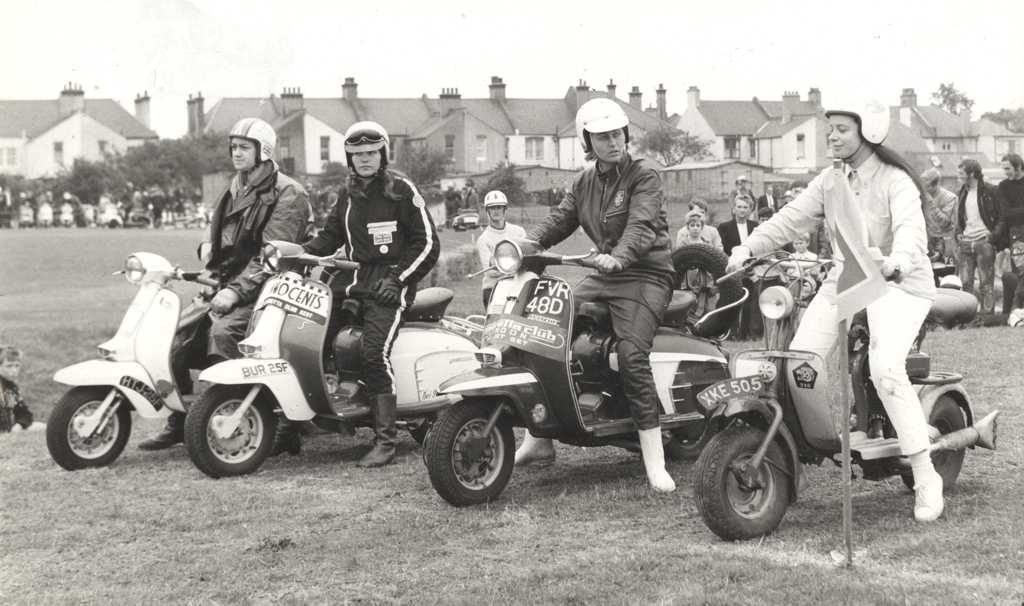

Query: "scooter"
(46, 253), (218, 470)
(421, 240), (750, 506)
(691, 251), (1000, 540)
(183, 241), (481, 478)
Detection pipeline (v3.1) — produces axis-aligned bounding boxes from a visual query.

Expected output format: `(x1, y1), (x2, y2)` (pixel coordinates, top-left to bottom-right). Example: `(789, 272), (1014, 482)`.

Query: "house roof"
(883, 121), (931, 155)
(971, 117), (1020, 137)
(755, 115), (815, 138)
(757, 99), (820, 120)
(661, 159), (765, 171)
(0, 99), (157, 139)
(909, 105), (970, 138)
(695, 100), (770, 136)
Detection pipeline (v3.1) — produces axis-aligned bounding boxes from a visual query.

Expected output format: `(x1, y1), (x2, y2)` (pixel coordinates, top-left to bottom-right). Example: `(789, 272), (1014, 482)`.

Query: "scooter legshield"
(54, 360), (173, 417)
(198, 358), (313, 421)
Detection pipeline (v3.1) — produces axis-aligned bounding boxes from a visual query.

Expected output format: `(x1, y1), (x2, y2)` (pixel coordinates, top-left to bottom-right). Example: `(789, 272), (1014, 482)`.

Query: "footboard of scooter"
(198, 359), (314, 421)
(437, 367), (547, 431)
(54, 360), (173, 417)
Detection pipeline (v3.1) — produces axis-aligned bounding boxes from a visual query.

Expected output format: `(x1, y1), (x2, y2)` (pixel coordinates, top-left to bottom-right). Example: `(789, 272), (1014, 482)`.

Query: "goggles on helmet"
(345, 130), (386, 153)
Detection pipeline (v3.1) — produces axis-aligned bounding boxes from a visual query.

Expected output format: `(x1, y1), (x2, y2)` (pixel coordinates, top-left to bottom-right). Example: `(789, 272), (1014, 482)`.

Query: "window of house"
(476, 135), (487, 163)
(796, 133), (806, 159)
(389, 137), (397, 163)
(724, 137), (739, 159)
(748, 137), (756, 159)
(279, 137), (291, 159)
(1008, 140), (1016, 154)
(320, 136), (330, 162)
(53, 141), (64, 165)
(444, 135), (455, 161)
(525, 137), (544, 162)
(5, 148), (16, 166)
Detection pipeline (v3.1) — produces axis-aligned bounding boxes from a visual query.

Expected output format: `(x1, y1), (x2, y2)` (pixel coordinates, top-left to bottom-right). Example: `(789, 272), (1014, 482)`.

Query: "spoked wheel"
(694, 425), (792, 541)
(47, 386), (132, 470)
(902, 395), (967, 490)
(424, 400), (515, 506)
(184, 384), (277, 478)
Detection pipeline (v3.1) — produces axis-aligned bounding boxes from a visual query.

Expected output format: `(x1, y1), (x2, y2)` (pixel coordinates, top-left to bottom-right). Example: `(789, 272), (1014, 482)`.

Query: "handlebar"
(176, 270), (220, 288)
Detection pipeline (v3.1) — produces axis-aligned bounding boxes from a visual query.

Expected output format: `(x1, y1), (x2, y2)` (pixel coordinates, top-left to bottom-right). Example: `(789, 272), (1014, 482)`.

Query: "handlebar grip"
(179, 271), (220, 288)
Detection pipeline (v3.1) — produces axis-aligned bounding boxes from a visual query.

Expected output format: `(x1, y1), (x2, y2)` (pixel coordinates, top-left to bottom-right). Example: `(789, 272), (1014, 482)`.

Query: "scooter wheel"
(424, 400), (514, 507)
(184, 384), (277, 478)
(901, 394), (967, 490)
(46, 386), (132, 471)
(693, 425), (792, 541)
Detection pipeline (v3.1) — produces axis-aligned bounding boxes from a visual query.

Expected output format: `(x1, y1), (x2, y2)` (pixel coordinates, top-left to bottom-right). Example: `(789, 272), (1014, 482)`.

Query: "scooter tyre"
(694, 425), (791, 541)
(901, 394), (967, 490)
(47, 386), (132, 471)
(184, 384), (277, 479)
(425, 400), (515, 507)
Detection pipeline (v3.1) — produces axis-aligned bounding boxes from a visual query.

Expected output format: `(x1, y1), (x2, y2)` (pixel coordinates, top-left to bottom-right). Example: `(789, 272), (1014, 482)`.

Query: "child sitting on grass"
(0, 345), (45, 433)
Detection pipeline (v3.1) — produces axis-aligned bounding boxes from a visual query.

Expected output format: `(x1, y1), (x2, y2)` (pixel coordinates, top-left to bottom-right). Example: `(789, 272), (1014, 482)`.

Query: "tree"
(634, 126), (712, 167)
(931, 82), (975, 116)
(482, 163), (527, 206)
(981, 108), (1024, 133)
(60, 159), (127, 204)
(396, 144), (450, 188)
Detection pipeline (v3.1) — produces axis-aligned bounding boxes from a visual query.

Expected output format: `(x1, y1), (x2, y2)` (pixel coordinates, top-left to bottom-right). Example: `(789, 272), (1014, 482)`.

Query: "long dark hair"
(870, 143), (929, 212)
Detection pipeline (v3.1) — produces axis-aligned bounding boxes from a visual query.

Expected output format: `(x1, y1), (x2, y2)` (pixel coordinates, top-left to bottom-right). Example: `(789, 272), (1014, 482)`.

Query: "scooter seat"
(927, 289), (977, 328)
(661, 290), (698, 328)
(406, 287), (454, 322)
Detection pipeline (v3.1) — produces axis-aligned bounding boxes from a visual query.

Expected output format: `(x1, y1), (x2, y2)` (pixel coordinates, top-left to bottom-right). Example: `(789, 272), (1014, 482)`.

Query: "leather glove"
(726, 246), (752, 273)
(375, 276), (403, 306)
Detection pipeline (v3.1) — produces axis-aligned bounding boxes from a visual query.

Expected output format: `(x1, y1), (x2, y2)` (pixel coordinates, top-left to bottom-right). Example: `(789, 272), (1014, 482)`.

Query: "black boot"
(138, 412), (185, 450)
(271, 419), (302, 456)
(357, 394), (397, 467)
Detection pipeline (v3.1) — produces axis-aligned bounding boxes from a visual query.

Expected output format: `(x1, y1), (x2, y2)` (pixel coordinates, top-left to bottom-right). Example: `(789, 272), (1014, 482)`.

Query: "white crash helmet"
(344, 121), (390, 169)
(576, 98), (629, 154)
(938, 274), (963, 290)
(229, 118), (277, 163)
(825, 99), (890, 145)
(483, 190), (508, 208)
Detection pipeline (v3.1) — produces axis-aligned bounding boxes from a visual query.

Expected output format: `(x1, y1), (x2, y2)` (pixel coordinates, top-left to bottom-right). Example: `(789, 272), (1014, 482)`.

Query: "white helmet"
(344, 121), (390, 169)
(229, 118), (277, 163)
(1008, 308), (1024, 328)
(825, 99), (889, 145)
(483, 190), (508, 208)
(576, 98), (629, 154)
(938, 274), (963, 290)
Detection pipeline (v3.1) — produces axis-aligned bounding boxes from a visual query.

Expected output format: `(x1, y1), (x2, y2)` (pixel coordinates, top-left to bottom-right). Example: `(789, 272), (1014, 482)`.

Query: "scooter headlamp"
(123, 255), (146, 284)
(493, 240), (523, 275)
(759, 285), (795, 320)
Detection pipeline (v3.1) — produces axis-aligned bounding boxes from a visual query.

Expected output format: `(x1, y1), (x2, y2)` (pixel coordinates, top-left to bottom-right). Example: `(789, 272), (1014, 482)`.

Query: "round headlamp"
(493, 240), (523, 275)
(123, 255), (146, 284)
(759, 285), (795, 320)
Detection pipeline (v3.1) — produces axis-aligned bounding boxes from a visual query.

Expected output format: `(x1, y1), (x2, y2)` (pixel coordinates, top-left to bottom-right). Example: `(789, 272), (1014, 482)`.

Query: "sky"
(4, 0), (1023, 138)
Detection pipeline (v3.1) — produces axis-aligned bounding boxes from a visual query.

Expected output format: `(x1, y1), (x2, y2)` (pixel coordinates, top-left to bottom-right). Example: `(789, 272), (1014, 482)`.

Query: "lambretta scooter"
(422, 240), (750, 506)
(46, 252), (218, 470)
(183, 241), (481, 478)
(691, 251), (1000, 540)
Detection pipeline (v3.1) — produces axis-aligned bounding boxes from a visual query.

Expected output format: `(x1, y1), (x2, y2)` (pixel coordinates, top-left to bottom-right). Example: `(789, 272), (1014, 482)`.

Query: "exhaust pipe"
(929, 410), (999, 452)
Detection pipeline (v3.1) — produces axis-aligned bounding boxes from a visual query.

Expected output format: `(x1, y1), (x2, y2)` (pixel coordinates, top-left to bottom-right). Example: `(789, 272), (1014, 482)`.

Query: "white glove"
(727, 246), (752, 274)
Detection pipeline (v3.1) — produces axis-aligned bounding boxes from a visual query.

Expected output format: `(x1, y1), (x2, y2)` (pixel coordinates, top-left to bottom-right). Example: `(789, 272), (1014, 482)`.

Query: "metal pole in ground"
(839, 317), (853, 567)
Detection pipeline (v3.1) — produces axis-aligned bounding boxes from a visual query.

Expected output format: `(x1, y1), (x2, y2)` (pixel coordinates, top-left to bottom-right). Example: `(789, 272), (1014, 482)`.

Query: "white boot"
(638, 427), (676, 493)
(514, 431), (555, 466)
(913, 470), (945, 522)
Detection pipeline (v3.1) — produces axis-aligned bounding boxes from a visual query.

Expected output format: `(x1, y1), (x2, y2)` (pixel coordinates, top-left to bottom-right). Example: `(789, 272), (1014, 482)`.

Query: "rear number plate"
(697, 375), (764, 410)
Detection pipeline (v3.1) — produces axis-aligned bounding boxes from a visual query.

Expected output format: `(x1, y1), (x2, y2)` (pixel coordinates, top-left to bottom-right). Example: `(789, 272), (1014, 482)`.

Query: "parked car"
(450, 209), (480, 231)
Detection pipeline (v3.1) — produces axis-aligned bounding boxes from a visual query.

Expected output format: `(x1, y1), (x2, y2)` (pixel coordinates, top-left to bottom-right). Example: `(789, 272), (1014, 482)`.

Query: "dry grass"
(1, 228), (1023, 605)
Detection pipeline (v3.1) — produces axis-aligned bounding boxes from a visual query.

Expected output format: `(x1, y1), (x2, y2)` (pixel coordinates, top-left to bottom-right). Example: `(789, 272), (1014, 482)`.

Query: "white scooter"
(46, 253), (217, 470)
(183, 241), (481, 478)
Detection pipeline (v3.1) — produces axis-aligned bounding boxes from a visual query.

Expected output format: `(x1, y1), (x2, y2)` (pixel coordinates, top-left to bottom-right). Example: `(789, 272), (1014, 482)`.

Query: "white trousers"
(792, 283), (933, 454)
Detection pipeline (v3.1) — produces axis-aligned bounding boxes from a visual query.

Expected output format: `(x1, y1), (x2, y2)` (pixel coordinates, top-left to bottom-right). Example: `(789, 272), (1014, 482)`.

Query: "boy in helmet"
(475, 190), (526, 308)
(301, 121), (440, 467)
(139, 117), (312, 451)
(515, 98), (677, 493)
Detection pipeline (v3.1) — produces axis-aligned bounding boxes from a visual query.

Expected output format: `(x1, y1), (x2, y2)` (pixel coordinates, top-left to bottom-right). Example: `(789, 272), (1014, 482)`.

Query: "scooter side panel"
(53, 360), (170, 417)
(134, 288), (184, 413)
(783, 352), (841, 452)
(391, 327), (478, 404)
(198, 359), (314, 421)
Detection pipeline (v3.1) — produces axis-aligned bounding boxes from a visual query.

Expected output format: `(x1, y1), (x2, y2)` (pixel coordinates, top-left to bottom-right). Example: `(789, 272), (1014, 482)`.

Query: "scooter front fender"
(54, 360), (172, 417)
(917, 381), (973, 426)
(438, 367), (543, 428)
(710, 396), (801, 502)
(198, 358), (314, 421)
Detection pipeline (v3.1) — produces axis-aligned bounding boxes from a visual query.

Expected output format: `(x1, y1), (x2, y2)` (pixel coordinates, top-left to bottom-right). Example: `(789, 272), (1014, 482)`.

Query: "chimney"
(58, 82), (85, 117)
(687, 86), (700, 109)
(781, 90), (800, 123)
(807, 87), (821, 108)
(900, 88), (917, 108)
(656, 83), (667, 120)
(488, 76), (506, 102)
(342, 77), (358, 101)
(134, 90), (151, 129)
(439, 87), (462, 116)
(574, 79), (590, 111)
(281, 86), (304, 114)
(606, 79), (617, 98)
(629, 86), (642, 110)
(186, 92), (205, 136)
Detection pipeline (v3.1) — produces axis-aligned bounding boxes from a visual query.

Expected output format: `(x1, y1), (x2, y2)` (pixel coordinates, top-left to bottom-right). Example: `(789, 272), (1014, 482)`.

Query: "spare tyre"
(670, 243), (745, 339)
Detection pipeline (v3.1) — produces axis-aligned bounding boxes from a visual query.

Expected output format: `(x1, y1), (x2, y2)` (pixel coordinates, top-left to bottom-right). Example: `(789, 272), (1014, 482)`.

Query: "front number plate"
(696, 375), (764, 410)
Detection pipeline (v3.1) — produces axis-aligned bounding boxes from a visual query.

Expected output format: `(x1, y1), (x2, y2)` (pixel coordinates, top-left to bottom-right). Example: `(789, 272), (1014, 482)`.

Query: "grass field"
(1, 229), (1022, 605)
